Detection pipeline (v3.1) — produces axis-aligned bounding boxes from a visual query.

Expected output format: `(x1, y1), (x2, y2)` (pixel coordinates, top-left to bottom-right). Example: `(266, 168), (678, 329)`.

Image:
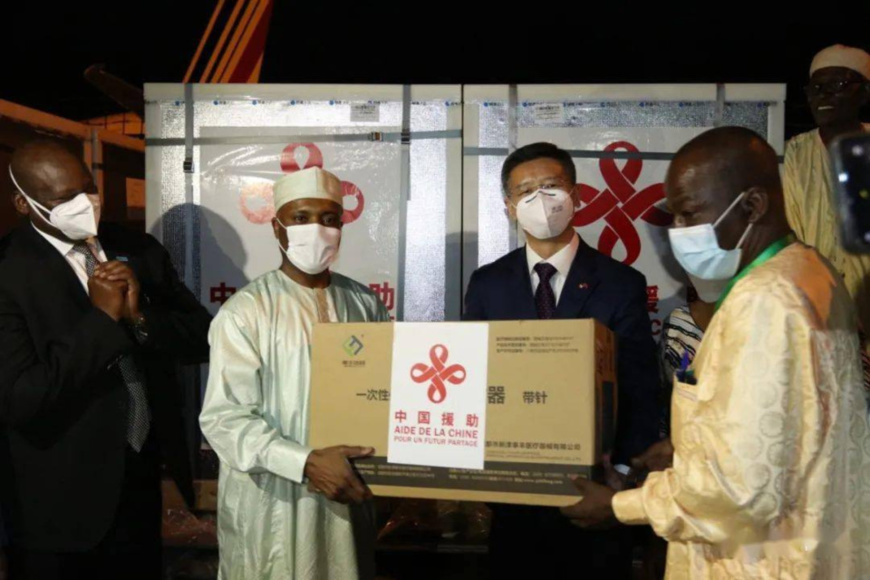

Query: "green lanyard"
(715, 234), (796, 311)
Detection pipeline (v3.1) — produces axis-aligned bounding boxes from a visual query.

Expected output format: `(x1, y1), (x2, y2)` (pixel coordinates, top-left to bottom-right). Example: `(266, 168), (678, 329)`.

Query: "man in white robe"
(200, 167), (389, 580)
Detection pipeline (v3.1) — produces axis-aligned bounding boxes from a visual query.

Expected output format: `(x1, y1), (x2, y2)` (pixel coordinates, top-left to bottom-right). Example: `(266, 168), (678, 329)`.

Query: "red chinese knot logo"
(573, 141), (672, 265)
(410, 344), (467, 404)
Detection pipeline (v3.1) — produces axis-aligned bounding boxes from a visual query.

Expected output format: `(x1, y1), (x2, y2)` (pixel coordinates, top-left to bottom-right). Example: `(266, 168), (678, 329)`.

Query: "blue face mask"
(668, 191), (753, 302)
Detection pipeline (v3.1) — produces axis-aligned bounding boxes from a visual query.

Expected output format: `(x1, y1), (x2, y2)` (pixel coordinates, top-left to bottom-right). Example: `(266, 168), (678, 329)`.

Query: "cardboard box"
(309, 319), (616, 507)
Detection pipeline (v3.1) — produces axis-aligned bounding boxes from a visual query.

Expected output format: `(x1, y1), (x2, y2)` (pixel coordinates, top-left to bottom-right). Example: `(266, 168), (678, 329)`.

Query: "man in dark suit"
(0, 140), (211, 579)
(464, 142), (659, 578)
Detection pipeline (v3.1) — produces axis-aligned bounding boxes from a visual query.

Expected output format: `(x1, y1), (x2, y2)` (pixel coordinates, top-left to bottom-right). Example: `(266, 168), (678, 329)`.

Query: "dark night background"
(4, 4), (869, 137)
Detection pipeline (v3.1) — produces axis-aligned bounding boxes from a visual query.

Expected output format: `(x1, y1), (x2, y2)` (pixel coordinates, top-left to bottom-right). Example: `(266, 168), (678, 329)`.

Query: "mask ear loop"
(8, 166), (52, 218)
(274, 215), (291, 255)
(714, 190), (755, 249)
(735, 222), (754, 249)
(713, 190), (747, 229)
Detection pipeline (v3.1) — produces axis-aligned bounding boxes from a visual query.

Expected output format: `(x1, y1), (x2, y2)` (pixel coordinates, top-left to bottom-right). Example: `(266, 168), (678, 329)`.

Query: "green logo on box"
(343, 335), (364, 357)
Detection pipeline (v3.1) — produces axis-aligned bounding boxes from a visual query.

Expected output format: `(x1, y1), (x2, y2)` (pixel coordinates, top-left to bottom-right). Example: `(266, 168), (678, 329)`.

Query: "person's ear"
(272, 217), (284, 245)
(569, 184), (581, 209)
(742, 187), (769, 224)
(13, 192), (30, 217)
(504, 195), (517, 221)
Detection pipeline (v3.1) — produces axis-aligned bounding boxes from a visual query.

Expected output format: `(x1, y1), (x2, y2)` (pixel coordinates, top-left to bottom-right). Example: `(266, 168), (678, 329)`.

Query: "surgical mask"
(513, 188), (575, 240)
(9, 167), (100, 240)
(277, 221), (341, 275)
(668, 191), (753, 302)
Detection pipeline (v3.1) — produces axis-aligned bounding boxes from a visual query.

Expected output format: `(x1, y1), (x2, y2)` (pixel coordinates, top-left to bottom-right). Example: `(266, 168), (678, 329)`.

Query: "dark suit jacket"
(463, 240), (659, 463)
(0, 222), (211, 551)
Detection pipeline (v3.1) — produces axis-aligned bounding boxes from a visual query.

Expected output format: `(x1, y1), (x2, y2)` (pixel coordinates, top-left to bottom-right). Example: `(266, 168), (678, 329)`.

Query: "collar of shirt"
(526, 232), (579, 279)
(31, 223), (106, 262)
(32, 222), (75, 257)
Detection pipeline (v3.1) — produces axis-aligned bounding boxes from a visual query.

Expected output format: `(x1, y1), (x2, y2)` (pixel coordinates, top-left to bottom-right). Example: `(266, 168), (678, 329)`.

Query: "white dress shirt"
(33, 224), (106, 293)
(525, 232), (580, 305)
(525, 233), (632, 476)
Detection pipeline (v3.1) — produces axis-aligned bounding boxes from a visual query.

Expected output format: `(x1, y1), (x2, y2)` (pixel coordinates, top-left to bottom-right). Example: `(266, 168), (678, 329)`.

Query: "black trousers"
(488, 504), (634, 579)
(9, 437), (162, 580)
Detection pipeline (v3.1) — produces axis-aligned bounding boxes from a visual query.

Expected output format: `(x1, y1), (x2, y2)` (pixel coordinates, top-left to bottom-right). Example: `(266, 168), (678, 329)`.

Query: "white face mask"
(277, 221), (341, 275)
(513, 188), (575, 240)
(668, 191), (753, 302)
(9, 167), (100, 240)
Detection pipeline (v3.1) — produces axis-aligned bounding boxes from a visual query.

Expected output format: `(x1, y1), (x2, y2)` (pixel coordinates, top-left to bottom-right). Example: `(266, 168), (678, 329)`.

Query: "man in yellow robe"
(564, 127), (870, 579)
(783, 44), (870, 334)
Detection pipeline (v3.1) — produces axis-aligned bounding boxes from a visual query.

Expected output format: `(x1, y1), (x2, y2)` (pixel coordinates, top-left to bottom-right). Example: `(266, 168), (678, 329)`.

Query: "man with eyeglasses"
(784, 44), (870, 337)
(463, 142), (658, 579)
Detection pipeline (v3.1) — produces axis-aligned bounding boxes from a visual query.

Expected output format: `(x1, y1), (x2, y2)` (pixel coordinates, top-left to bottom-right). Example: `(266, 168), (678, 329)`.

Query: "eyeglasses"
(804, 79), (864, 97)
(508, 179), (572, 201)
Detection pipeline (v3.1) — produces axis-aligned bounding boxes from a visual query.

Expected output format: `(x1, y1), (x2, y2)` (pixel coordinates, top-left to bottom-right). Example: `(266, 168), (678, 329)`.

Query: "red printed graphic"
(410, 345), (467, 404)
(239, 182), (276, 224)
(210, 282), (237, 305)
(573, 141), (672, 265)
(341, 181), (365, 224)
(369, 282), (396, 319)
(646, 285), (660, 314)
(647, 285), (662, 337)
(280, 143), (324, 173)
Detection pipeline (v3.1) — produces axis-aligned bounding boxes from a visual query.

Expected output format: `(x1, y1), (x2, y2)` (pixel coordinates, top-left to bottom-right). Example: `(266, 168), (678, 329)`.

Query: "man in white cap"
(783, 44), (870, 336)
(200, 167), (388, 580)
